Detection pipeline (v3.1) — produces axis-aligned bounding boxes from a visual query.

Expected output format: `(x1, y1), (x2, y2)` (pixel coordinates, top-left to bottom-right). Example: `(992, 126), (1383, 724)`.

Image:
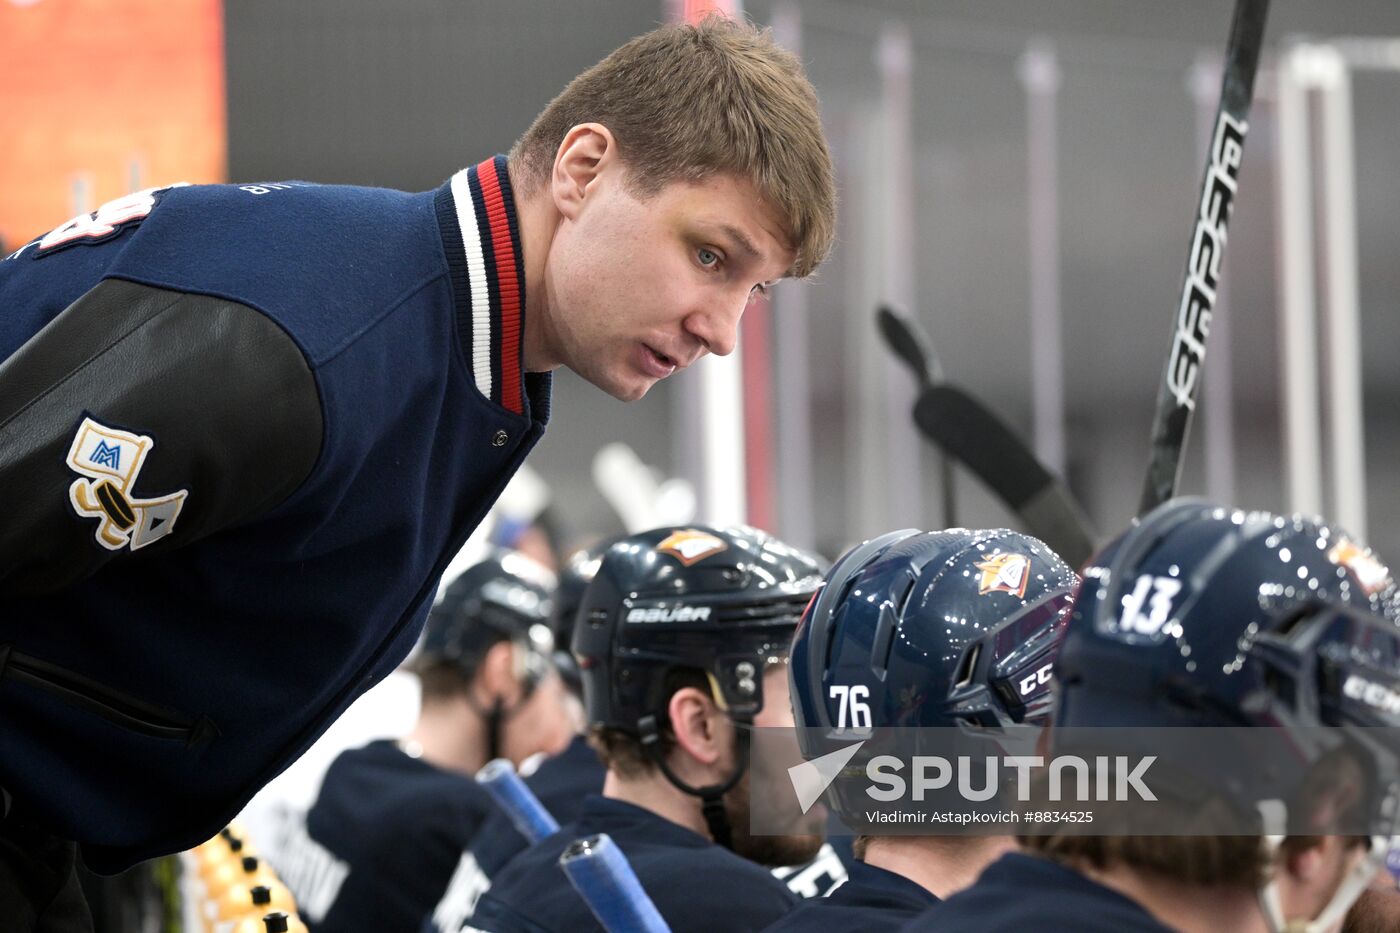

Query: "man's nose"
(684, 294), (746, 358)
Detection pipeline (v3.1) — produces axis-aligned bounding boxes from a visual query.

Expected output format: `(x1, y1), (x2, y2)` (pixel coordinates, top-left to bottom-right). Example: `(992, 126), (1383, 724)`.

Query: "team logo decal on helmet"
(1328, 538), (1390, 595)
(974, 552), (1032, 598)
(655, 529), (728, 566)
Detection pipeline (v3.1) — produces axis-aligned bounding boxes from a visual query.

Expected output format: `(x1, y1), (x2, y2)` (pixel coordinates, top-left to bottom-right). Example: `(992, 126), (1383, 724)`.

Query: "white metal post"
(769, 1), (816, 549)
(1314, 47), (1367, 540)
(1273, 45), (1325, 517)
(877, 23), (924, 528)
(1018, 39), (1067, 479)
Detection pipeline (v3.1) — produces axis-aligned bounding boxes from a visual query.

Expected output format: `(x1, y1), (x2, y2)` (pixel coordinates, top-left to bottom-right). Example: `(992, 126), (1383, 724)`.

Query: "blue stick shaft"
(476, 758), (560, 843)
(558, 834), (670, 933)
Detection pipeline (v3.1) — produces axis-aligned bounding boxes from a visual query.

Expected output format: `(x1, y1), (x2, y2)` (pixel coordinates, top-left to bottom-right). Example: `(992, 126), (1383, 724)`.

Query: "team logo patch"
(974, 553), (1031, 598)
(66, 417), (187, 552)
(1328, 539), (1391, 596)
(656, 529), (728, 566)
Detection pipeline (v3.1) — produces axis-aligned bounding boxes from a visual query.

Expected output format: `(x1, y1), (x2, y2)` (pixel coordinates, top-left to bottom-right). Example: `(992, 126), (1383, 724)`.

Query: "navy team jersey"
(472, 735), (606, 878)
(763, 859), (937, 932)
(0, 157), (550, 871)
(428, 734), (607, 932)
(465, 795), (798, 933)
(432, 738), (850, 931)
(900, 853), (1175, 932)
(275, 740), (495, 933)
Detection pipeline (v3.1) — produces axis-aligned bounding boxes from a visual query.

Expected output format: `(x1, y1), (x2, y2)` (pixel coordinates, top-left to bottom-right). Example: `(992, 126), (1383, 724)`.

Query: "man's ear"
(550, 123), (616, 221)
(1283, 837), (1330, 884)
(473, 640), (520, 706)
(668, 685), (724, 767)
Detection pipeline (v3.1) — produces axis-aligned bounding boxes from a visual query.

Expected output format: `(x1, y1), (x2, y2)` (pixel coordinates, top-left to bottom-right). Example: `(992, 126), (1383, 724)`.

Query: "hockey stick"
(559, 834), (670, 933)
(878, 306), (1096, 567)
(476, 759), (560, 844)
(878, 305), (959, 527)
(1138, 0), (1270, 514)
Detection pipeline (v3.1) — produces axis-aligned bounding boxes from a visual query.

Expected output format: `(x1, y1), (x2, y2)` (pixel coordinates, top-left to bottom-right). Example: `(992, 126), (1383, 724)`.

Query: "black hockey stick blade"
(877, 305), (936, 386)
(1138, 0), (1270, 515)
(914, 384), (1096, 567)
(877, 304), (957, 524)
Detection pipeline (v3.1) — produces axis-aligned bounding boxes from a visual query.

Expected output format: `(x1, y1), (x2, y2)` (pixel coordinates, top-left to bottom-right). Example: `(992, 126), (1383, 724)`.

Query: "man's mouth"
(639, 343), (678, 379)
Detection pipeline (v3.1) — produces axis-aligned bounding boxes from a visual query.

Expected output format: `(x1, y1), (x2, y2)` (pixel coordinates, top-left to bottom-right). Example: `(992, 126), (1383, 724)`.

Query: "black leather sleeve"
(0, 278), (323, 595)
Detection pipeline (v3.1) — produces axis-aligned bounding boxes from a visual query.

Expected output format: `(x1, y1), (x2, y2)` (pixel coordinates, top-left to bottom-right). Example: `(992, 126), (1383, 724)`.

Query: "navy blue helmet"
(549, 540), (614, 693)
(574, 525), (825, 736)
(1058, 498), (1400, 729)
(420, 548), (556, 689)
(573, 524), (825, 848)
(790, 528), (1078, 763)
(1055, 499), (1400, 851)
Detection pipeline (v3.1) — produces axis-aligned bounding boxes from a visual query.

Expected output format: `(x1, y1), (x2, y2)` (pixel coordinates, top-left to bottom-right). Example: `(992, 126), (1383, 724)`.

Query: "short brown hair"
(412, 659), (476, 704)
(588, 667), (712, 779)
(510, 15), (836, 278)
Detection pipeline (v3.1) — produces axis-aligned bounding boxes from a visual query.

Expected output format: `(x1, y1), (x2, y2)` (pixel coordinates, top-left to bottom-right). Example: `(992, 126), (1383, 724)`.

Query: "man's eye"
(697, 248), (720, 268)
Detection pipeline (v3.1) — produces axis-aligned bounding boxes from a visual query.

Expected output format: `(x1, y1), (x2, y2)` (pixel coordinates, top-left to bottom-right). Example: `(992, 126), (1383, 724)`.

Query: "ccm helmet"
(790, 528), (1077, 764)
(573, 525), (825, 846)
(1057, 499), (1400, 931)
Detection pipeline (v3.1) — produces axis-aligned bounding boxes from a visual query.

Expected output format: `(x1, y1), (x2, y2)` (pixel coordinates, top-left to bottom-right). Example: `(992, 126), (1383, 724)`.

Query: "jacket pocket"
(0, 645), (218, 748)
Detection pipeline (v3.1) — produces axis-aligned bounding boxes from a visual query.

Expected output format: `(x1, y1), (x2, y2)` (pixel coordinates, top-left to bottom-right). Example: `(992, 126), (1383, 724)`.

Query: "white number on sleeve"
(38, 184), (188, 252)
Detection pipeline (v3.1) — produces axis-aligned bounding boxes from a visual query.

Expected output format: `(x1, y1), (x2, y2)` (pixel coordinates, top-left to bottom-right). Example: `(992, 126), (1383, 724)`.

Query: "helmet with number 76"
(788, 527), (1079, 766)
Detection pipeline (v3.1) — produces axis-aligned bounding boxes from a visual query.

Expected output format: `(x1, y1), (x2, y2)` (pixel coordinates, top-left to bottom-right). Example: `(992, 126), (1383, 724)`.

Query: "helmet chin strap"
(466, 643), (544, 763)
(1258, 834), (1388, 933)
(638, 714), (752, 851)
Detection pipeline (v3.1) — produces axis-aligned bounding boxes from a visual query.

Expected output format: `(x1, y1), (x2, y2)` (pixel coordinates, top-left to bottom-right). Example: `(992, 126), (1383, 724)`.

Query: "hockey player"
(769, 528), (1077, 931)
(0, 15), (835, 926)
(274, 551), (573, 933)
(433, 538), (851, 931)
(464, 525), (827, 932)
(425, 542), (610, 932)
(905, 500), (1400, 933)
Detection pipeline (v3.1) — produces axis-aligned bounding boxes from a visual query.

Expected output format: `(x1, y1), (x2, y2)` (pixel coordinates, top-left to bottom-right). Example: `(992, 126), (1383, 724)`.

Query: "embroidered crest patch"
(66, 416), (188, 551)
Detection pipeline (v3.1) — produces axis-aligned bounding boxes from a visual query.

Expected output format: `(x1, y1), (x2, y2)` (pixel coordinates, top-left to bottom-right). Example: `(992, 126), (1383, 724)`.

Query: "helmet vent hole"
(1274, 607), (1313, 639)
(894, 571), (918, 615)
(954, 644), (981, 688)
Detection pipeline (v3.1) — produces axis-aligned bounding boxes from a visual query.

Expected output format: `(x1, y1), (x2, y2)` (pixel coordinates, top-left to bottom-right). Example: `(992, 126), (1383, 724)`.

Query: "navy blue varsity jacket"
(0, 156), (550, 871)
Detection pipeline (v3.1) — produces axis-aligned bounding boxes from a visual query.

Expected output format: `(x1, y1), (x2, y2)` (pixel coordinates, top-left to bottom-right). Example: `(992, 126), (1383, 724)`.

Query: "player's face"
(1273, 835), (1372, 931)
(543, 170), (794, 401)
(499, 669), (574, 765)
(724, 665), (825, 866)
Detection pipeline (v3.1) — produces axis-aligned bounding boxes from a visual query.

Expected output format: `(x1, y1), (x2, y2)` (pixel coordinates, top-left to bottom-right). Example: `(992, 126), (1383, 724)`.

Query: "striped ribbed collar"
(434, 155), (541, 419)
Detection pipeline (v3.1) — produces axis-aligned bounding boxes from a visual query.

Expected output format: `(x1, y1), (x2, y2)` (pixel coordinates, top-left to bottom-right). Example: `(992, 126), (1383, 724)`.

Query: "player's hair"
(587, 666), (712, 778)
(1023, 736), (1370, 887)
(509, 14), (835, 279)
(1022, 832), (1272, 888)
(1021, 833), (1346, 890)
(411, 658), (479, 703)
